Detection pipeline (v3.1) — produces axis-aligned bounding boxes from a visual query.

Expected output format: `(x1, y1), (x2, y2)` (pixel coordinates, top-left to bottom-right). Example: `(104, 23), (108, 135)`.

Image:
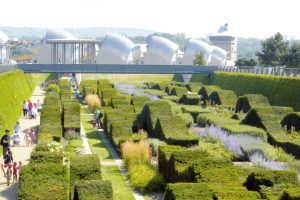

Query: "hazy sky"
(1, 0), (299, 38)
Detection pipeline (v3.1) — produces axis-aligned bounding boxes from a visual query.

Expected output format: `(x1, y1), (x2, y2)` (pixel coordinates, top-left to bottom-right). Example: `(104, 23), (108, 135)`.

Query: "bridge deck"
(17, 64), (217, 74)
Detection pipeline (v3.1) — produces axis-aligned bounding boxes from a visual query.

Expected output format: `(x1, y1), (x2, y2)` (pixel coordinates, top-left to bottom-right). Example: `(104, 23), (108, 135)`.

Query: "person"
(29, 107), (38, 119)
(96, 110), (103, 129)
(22, 100), (28, 118)
(29, 128), (35, 145)
(24, 130), (31, 146)
(28, 100), (33, 112)
(1, 130), (11, 157)
(14, 122), (21, 135)
(36, 100), (42, 114)
(1, 150), (13, 177)
(13, 161), (18, 182)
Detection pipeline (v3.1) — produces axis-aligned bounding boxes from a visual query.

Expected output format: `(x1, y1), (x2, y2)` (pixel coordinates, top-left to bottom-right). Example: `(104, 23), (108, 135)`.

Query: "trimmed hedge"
(208, 90), (237, 108)
(18, 163), (69, 200)
(111, 95), (131, 108)
(245, 169), (298, 191)
(154, 116), (199, 147)
(191, 72), (300, 111)
(74, 180), (113, 200)
(30, 151), (63, 164)
(281, 112), (300, 132)
(181, 105), (210, 122)
(170, 86), (187, 97)
(210, 185), (261, 200)
(235, 94), (270, 113)
(179, 94), (201, 105)
(163, 183), (213, 200)
(280, 188), (300, 200)
(144, 89), (168, 97)
(63, 101), (81, 136)
(198, 85), (221, 102)
(153, 82), (169, 91)
(186, 82), (202, 93)
(162, 95), (180, 103)
(99, 88), (118, 106)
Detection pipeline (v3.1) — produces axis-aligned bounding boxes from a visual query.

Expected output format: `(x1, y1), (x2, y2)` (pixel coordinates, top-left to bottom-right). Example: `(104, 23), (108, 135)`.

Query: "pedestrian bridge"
(17, 64), (217, 74)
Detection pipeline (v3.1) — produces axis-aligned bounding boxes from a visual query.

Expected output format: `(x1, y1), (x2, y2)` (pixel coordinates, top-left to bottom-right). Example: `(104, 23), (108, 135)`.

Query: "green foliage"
(186, 82), (202, 93)
(162, 95), (180, 103)
(191, 72), (300, 111)
(46, 84), (60, 93)
(257, 32), (289, 66)
(170, 86), (187, 97)
(111, 95), (131, 108)
(164, 183), (213, 200)
(99, 88), (118, 106)
(280, 187), (300, 200)
(198, 85), (221, 101)
(193, 51), (206, 65)
(284, 43), (300, 68)
(177, 113), (194, 128)
(210, 185), (261, 200)
(281, 112), (300, 132)
(63, 101), (81, 136)
(236, 94), (270, 113)
(144, 89), (167, 97)
(208, 90), (237, 108)
(235, 58), (258, 66)
(18, 163), (69, 200)
(30, 151), (63, 164)
(245, 169), (298, 191)
(74, 180), (113, 200)
(179, 94), (201, 105)
(153, 82), (169, 91)
(181, 105), (210, 122)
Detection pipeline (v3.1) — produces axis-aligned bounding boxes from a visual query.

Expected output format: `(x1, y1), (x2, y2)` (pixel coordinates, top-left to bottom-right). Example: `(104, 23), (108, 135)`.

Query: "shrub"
(281, 112), (300, 132)
(208, 90), (237, 108)
(30, 151), (63, 164)
(46, 84), (60, 93)
(85, 94), (100, 111)
(121, 140), (149, 167)
(186, 82), (202, 93)
(63, 101), (80, 137)
(177, 113), (194, 128)
(210, 185), (261, 200)
(145, 89), (168, 97)
(162, 95), (180, 103)
(181, 105), (210, 122)
(74, 180), (113, 200)
(198, 85), (221, 102)
(244, 169), (298, 191)
(280, 188), (300, 200)
(99, 88), (118, 106)
(165, 85), (174, 95)
(111, 95), (131, 108)
(163, 183), (213, 200)
(18, 163), (69, 200)
(170, 86), (187, 97)
(236, 94), (270, 113)
(179, 94), (201, 105)
(153, 82), (169, 91)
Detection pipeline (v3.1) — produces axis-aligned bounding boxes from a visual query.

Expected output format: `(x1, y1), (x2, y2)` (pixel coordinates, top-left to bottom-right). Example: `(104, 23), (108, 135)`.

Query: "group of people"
(1, 130), (22, 182)
(23, 100), (42, 119)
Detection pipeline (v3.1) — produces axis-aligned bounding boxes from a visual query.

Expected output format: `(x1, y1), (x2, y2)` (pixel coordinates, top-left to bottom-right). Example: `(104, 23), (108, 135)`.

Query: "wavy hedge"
(191, 72), (300, 111)
(281, 112), (300, 132)
(170, 86), (187, 97)
(208, 90), (237, 108)
(179, 94), (201, 105)
(236, 94), (270, 113)
(0, 70), (34, 137)
(198, 85), (221, 102)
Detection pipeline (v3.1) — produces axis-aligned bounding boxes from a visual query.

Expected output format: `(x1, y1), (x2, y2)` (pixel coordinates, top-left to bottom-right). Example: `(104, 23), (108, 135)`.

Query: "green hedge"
(235, 94), (270, 113)
(198, 85), (221, 102)
(162, 95), (180, 103)
(163, 183), (213, 200)
(181, 105), (210, 122)
(144, 89), (168, 97)
(208, 90), (237, 108)
(179, 94), (201, 105)
(30, 151), (63, 164)
(281, 112), (300, 132)
(191, 72), (300, 111)
(63, 101), (80, 136)
(154, 116), (198, 147)
(170, 86), (187, 97)
(111, 95), (131, 108)
(153, 82), (169, 91)
(18, 163), (69, 200)
(280, 188), (300, 200)
(245, 169), (298, 191)
(74, 180), (113, 200)
(0, 70), (34, 148)
(99, 88), (118, 106)
(241, 106), (300, 158)
(210, 185), (261, 200)
(186, 82), (202, 93)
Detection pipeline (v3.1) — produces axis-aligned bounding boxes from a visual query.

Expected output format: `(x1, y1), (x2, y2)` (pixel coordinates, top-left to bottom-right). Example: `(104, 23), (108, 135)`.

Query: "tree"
(193, 51), (206, 65)
(283, 43), (300, 68)
(256, 32), (288, 66)
(235, 58), (258, 66)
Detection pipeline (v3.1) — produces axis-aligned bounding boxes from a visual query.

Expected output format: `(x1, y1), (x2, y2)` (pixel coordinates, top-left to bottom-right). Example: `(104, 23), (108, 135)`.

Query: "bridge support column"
(75, 73), (82, 85)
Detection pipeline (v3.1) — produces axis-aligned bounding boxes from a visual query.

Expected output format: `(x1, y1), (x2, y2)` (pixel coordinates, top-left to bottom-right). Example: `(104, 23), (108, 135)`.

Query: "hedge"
(186, 82), (202, 93)
(18, 163), (69, 200)
(244, 169), (298, 191)
(191, 72), (300, 111)
(0, 70), (34, 145)
(280, 188), (300, 200)
(210, 185), (261, 200)
(198, 85), (221, 102)
(235, 94), (270, 113)
(179, 94), (201, 105)
(74, 180), (113, 200)
(109, 120), (135, 148)
(163, 183), (213, 200)
(153, 82), (169, 91)
(162, 95), (180, 103)
(165, 85), (174, 95)
(181, 105), (210, 122)
(154, 116), (199, 147)
(281, 112), (300, 132)
(63, 101), (81, 137)
(99, 88), (118, 106)
(144, 89), (168, 97)
(111, 95), (131, 108)
(241, 106), (300, 158)
(208, 90), (237, 108)
(170, 86), (187, 97)
(30, 151), (63, 164)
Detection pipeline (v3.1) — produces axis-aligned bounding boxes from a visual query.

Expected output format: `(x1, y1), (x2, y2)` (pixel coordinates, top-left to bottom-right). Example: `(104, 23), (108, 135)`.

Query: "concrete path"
(0, 87), (45, 200)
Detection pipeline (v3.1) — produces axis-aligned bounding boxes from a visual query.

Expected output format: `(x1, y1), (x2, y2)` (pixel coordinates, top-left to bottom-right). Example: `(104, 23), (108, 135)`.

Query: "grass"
(81, 74), (173, 83)
(31, 73), (58, 85)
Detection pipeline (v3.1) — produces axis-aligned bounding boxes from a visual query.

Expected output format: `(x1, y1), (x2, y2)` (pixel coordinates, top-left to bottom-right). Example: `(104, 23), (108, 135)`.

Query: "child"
(13, 162), (18, 182)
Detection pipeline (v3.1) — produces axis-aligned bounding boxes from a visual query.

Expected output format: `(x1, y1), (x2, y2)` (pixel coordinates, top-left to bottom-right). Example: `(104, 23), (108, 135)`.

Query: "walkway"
(0, 87), (45, 200)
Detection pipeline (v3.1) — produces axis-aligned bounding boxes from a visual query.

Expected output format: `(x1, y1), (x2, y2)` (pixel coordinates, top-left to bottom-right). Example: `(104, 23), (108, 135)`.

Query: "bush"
(74, 180), (113, 200)
(99, 88), (118, 106)
(30, 151), (63, 164)
(281, 112), (300, 132)
(181, 105), (210, 122)
(85, 94), (101, 111)
(235, 94), (270, 113)
(244, 169), (298, 191)
(144, 89), (168, 97)
(198, 85), (221, 102)
(46, 84), (60, 93)
(111, 95), (131, 108)
(18, 163), (69, 200)
(208, 90), (237, 108)
(186, 82), (202, 93)
(210, 185), (261, 200)
(179, 94), (201, 105)
(121, 140), (149, 167)
(170, 86), (187, 97)
(177, 113), (194, 128)
(280, 188), (300, 200)
(153, 82), (169, 91)
(162, 95), (180, 103)
(63, 101), (80, 138)
(163, 183), (213, 200)
(191, 72), (300, 111)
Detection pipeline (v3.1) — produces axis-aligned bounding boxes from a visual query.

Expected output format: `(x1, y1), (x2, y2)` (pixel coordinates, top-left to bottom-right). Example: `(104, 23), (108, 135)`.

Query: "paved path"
(0, 87), (45, 200)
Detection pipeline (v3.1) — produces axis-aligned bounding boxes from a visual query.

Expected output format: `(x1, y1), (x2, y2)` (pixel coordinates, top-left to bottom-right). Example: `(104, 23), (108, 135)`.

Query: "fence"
(217, 66), (300, 78)
(0, 64), (17, 73)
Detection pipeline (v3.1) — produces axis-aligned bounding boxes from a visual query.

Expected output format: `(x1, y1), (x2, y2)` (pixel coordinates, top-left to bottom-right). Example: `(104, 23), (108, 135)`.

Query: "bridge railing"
(0, 64), (18, 73)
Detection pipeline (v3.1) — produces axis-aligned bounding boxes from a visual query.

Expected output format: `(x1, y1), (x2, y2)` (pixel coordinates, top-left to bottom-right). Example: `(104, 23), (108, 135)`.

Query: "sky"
(1, 0), (299, 38)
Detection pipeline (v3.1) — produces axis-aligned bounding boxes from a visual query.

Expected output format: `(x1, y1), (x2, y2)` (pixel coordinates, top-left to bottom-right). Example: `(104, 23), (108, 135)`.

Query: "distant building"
(0, 30), (10, 64)
(209, 23), (237, 66)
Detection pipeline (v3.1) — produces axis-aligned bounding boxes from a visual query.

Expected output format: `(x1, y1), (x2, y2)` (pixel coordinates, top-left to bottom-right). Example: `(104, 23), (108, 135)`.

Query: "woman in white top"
(22, 100), (28, 118)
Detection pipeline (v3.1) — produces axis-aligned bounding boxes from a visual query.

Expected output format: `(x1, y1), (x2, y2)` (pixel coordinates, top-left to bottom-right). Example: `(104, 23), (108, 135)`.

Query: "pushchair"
(11, 133), (20, 146)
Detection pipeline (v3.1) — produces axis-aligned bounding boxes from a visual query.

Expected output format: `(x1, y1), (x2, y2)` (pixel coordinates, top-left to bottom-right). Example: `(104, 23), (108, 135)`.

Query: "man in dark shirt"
(1, 130), (11, 157)
(1, 150), (13, 177)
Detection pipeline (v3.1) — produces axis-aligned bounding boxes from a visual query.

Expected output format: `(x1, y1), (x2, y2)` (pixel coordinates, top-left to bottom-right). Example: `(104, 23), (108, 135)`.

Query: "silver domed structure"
(210, 45), (228, 66)
(96, 33), (135, 64)
(44, 29), (76, 41)
(0, 30), (10, 64)
(142, 36), (179, 65)
(181, 39), (213, 65)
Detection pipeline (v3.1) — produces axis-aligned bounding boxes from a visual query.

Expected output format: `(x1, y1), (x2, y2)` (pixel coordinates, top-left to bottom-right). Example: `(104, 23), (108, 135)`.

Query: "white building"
(0, 31), (10, 64)
(141, 36), (179, 65)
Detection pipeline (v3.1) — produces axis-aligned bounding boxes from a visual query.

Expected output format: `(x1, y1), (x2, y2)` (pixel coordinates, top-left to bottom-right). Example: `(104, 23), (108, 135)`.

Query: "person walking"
(24, 131), (31, 147)
(36, 100), (42, 114)
(22, 100), (28, 118)
(28, 100), (33, 112)
(1, 130), (11, 157)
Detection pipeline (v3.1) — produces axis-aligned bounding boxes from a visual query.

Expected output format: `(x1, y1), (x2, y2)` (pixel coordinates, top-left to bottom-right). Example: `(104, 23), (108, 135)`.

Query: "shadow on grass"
(85, 130), (112, 160)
